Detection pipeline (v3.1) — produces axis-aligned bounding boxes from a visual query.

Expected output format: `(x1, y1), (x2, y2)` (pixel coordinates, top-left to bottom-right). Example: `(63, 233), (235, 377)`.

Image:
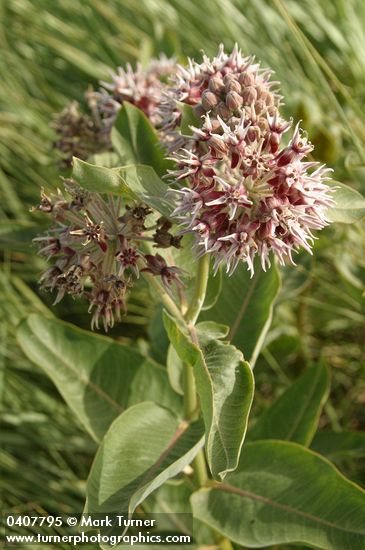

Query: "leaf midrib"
(285, 366), (325, 442)
(26, 326), (124, 415)
(228, 271), (259, 341)
(214, 482), (365, 535)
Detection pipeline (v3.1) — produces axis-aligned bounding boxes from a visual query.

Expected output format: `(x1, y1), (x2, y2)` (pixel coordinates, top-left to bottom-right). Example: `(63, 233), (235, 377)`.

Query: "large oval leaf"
(199, 262), (281, 365)
(86, 401), (204, 517)
(195, 339), (254, 480)
(111, 102), (171, 177)
(248, 363), (330, 445)
(163, 312), (254, 481)
(191, 440), (365, 549)
(17, 314), (181, 441)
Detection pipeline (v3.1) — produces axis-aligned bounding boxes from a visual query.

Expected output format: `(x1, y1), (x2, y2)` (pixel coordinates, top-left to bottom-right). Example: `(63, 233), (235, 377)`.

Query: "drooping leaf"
(17, 314), (181, 441)
(72, 158), (174, 218)
(326, 182), (365, 223)
(163, 313), (229, 366)
(248, 364), (330, 445)
(111, 102), (171, 177)
(163, 312), (254, 480)
(195, 339), (254, 480)
(162, 311), (198, 366)
(86, 402), (204, 518)
(191, 440), (365, 549)
(311, 430), (365, 461)
(165, 321), (229, 397)
(199, 261), (281, 365)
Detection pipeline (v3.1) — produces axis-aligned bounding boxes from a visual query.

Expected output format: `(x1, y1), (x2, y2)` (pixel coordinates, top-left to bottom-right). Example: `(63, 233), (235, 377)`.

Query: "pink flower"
(166, 45), (335, 276)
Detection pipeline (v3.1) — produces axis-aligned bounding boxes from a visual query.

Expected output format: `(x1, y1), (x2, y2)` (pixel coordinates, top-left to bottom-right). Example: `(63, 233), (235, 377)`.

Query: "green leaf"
(17, 314), (181, 442)
(162, 311), (198, 366)
(166, 344), (184, 395)
(196, 321), (229, 343)
(199, 261), (281, 365)
(195, 339), (254, 480)
(163, 313), (229, 366)
(116, 165), (173, 217)
(86, 402), (204, 517)
(165, 322), (229, 397)
(72, 157), (132, 195)
(148, 304), (169, 364)
(88, 151), (121, 168)
(248, 364), (330, 445)
(163, 312), (254, 480)
(311, 430), (365, 461)
(326, 182), (365, 223)
(145, 481), (215, 546)
(111, 102), (171, 177)
(72, 158), (174, 217)
(191, 440), (365, 549)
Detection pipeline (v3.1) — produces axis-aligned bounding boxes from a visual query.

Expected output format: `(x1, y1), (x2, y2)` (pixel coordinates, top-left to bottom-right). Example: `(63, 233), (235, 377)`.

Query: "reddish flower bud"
(226, 91), (243, 111)
(201, 90), (219, 111)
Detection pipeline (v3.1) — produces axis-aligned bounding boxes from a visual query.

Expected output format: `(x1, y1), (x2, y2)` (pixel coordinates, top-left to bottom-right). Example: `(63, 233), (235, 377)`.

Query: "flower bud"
(246, 126), (261, 142)
(209, 76), (224, 94)
(193, 104), (206, 118)
(258, 118), (269, 132)
(224, 78), (241, 94)
(223, 73), (236, 84)
(226, 91), (243, 111)
(210, 118), (222, 132)
(209, 134), (227, 155)
(255, 99), (266, 114)
(238, 72), (255, 87)
(201, 90), (219, 111)
(242, 86), (257, 105)
(269, 132), (281, 153)
(229, 117), (241, 130)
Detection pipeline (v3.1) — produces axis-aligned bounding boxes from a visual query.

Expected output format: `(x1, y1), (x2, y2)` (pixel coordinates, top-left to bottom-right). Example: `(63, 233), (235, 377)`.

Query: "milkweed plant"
(18, 45), (365, 548)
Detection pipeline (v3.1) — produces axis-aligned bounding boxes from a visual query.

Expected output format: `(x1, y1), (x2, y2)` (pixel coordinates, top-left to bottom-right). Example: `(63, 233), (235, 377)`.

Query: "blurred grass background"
(1, 0), (365, 545)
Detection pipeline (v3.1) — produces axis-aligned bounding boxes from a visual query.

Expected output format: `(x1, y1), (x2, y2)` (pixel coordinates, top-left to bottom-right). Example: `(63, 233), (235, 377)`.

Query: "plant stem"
(183, 255), (211, 491)
(146, 254), (231, 547)
(192, 444), (208, 486)
(184, 254), (210, 324)
(183, 363), (197, 420)
(142, 271), (185, 324)
(183, 255), (210, 423)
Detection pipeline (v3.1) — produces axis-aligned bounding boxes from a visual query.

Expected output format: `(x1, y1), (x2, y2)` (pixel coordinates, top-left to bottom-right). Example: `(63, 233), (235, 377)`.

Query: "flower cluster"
(164, 44), (334, 275)
(33, 180), (183, 330)
(52, 97), (113, 168)
(39, 45), (335, 329)
(53, 55), (176, 167)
